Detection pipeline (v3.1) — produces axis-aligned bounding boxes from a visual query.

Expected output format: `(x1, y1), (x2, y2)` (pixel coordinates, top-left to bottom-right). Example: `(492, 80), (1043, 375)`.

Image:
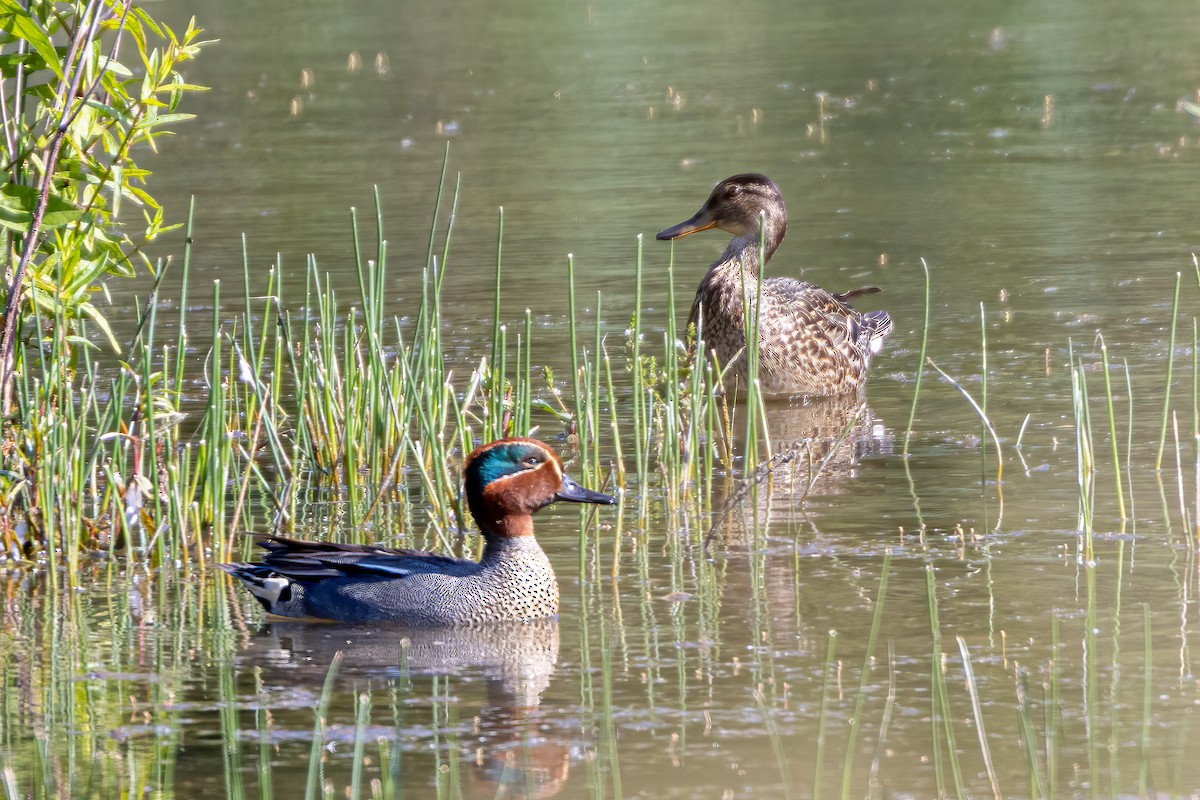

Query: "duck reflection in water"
(237, 618), (570, 798)
(706, 392), (892, 546)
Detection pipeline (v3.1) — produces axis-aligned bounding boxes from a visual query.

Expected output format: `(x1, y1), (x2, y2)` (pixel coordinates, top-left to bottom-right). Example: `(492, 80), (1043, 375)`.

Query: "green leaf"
(64, 335), (100, 351)
(0, 183), (83, 231)
(131, 6), (165, 40)
(141, 112), (195, 128)
(123, 11), (147, 56)
(79, 302), (121, 353)
(99, 58), (134, 79)
(0, 1), (64, 81)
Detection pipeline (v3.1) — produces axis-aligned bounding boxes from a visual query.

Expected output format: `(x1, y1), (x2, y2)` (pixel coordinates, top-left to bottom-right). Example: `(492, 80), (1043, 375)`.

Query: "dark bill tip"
(656, 212), (718, 241)
(556, 475), (617, 506)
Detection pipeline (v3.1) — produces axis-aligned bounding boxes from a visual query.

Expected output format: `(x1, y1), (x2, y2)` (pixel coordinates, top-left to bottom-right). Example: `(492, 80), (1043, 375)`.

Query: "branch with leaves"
(0, 0), (211, 413)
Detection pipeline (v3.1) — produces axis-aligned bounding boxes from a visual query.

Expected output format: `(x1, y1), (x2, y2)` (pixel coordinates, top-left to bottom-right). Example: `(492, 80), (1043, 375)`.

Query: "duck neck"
(479, 513), (535, 539)
(480, 526), (547, 563)
(711, 217), (784, 280)
(716, 235), (764, 279)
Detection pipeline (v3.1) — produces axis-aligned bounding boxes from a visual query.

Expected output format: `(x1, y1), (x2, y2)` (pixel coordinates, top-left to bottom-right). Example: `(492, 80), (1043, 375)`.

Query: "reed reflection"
(240, 618), (569, 798)
(711, 392), (892, 546)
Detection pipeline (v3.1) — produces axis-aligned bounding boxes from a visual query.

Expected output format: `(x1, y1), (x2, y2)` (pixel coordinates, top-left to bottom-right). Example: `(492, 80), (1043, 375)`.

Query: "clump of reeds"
(0, 155), (761, 575)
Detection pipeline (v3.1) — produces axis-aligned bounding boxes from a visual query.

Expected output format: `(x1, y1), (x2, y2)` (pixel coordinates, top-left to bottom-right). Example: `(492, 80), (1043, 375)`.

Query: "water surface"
(3, 0), (1200, 796)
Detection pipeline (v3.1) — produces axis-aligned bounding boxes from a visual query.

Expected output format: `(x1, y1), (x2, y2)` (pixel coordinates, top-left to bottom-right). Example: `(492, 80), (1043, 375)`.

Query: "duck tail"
(862, 310), (892, 355)
(217, 563), (301, 614)
(832, 286), (882, 303)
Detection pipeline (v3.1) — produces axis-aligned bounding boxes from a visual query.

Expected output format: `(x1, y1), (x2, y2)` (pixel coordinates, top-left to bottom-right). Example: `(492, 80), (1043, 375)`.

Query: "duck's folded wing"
(306, 551), (467, 578)
(249, 533), (465, 581)
(765, 279), (858, 343)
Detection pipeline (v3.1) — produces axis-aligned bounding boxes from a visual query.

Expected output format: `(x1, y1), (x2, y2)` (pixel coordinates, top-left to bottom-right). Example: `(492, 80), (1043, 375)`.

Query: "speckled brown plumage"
(658, 173), (892, 397)
(219, 438), (616, 625)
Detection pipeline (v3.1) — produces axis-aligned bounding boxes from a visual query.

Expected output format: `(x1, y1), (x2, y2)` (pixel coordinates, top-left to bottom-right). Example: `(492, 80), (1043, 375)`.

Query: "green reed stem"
(903, 258), (931, 457)
(590, 293), (604, 484)
(979, 303), (989, 515)
(1098, 335), (1127, 522)
(1013, 667), (1048, 798)
(492, 206), (504, 364)
(350, 690), (370, 800)
(1084, 566), (1099, 795)
(739, 214), (767, 473)
(1123, 359), (1137, 523)
(1138, 603), (1152, 796)
(956, 635), (1001, 799)
(1070, 345), (1095, 561)
(754, 688), (793, 800)
(567, 255), (583, 448)
(926, 564), (965, 798)
(603, 345), (626, 488)
(305, 652), (343, 800)
(1156, 272), (1181, 471)
(206, 279), (226, 557)
(867, 641), (897, 797)
(927, 358), (1004, 530)
(839, 554), (890, 800)
(632, 234), (646, 482)
(173, 196), (195, 410)
(520, 308), (533, 434)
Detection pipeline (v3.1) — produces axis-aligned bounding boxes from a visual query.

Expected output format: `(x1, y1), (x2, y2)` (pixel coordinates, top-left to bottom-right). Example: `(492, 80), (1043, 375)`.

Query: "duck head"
(464, 437), (616, 537)
(656, 173), (788, 262)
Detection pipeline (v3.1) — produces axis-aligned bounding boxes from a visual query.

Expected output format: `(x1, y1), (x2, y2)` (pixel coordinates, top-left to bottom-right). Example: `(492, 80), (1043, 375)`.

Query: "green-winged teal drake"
(219, 437), (616, 624)
(657, 173), (892, 397)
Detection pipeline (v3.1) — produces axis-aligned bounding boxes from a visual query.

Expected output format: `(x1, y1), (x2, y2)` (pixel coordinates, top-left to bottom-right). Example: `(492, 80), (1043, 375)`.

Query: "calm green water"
(4, 0), (1200, 796)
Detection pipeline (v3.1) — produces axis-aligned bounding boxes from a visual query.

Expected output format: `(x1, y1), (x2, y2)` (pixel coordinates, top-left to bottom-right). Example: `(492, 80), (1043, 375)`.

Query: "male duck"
(657, 173), (892, 397)
(219, 437), (615, 625)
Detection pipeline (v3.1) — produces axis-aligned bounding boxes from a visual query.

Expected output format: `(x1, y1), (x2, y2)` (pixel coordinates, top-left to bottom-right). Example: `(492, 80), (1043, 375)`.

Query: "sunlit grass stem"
(1099, 335), (1127, 521)
(632, 234), (647, 484)
(926, 564), (965, 798)
(1156, 271), (1181, 472)
(956, 635), (1001, 799)
(1070, 347), (1095, 562)
(903, 258), (931, 457)
(304, 653), (343, 800)
(927, 358), (1004, 530)
(839, 554), (890, 800)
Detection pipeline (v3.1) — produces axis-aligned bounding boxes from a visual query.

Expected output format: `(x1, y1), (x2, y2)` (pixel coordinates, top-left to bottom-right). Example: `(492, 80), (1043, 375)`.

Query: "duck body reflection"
(708, 393), (892, 546)
(238, 618), (570, 798)
(242, 618), (560, 707)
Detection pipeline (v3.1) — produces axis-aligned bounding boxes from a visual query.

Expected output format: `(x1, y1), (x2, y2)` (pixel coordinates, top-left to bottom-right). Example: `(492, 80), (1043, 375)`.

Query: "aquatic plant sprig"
(926, 358), (1004, 530)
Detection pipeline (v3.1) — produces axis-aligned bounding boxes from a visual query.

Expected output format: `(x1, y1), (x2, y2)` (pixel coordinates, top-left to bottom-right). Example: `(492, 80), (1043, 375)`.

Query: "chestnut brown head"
(463, 437), (615, 536)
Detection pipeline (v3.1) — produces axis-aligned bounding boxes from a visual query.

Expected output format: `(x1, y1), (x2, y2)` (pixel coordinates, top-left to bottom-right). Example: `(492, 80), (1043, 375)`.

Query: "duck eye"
(523, 455), (542, 466)
(725, 184), (742, 199)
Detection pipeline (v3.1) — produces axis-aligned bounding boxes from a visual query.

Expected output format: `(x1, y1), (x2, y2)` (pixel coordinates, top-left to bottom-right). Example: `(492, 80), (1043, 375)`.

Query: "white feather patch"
(245, 575), (289, 605)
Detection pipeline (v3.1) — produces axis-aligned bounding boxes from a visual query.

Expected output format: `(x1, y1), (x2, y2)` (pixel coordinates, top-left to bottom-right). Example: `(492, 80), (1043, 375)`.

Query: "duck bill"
(656, 208), (718, 240)
(556, 475), (617, 505)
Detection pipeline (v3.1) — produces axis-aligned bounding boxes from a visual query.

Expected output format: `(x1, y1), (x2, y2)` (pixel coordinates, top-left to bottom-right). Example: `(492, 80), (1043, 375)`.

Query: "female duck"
(220, 438), (615, 625)
(657, 173), (891, 397)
